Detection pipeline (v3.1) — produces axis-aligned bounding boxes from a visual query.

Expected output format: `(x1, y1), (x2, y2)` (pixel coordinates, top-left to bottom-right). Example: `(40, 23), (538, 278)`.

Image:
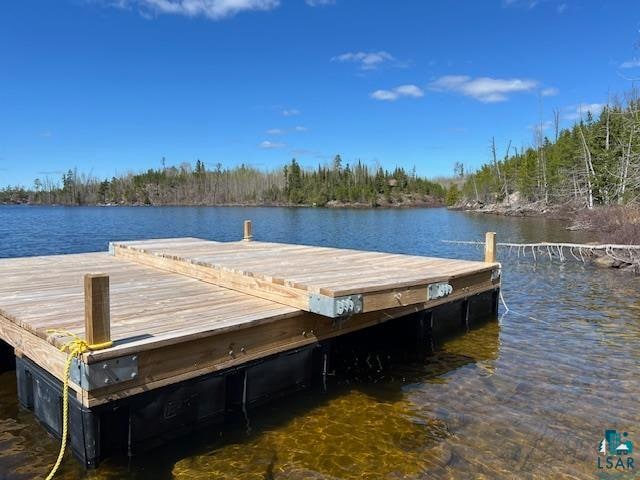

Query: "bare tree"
(491, 137), (510, 202)
(578, 123), (595, 209)
(553, 108), (560, 142)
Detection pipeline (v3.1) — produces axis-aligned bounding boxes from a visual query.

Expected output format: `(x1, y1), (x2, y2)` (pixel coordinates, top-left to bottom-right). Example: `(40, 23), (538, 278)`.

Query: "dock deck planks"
(110, 238), (498, 316)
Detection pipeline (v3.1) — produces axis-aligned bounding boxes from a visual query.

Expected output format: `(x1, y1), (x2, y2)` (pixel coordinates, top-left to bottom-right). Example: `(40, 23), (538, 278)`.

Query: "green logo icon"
(599, 430), (633, 456)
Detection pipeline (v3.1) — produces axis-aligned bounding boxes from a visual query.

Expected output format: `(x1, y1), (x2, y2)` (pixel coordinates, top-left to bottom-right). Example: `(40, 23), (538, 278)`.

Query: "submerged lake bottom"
(0, 206), (639, 479)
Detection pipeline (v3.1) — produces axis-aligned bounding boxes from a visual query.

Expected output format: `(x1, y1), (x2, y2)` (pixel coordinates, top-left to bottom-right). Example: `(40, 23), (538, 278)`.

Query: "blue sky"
(1, 0), (639, 187)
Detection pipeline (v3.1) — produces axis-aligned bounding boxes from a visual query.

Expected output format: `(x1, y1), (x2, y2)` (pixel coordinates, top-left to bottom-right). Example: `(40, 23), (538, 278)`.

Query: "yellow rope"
(44, 330), (113, 480)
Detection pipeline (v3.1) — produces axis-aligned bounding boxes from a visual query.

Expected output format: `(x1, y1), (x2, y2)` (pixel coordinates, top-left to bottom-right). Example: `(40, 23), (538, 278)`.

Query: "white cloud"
(332, 51), (395, 70)
(294, 126), (308, 132)
(557, 3), (567, 13)
(620, 58), (640, 69)
(110, 0), (279, 20)
(282, 108), (300, 116)
(371, 84), (424, 101)
(394, 84), (423, 97)
(259, 140), (286, 149)
(305, 0), (335, 5)
(266, 128), (285, 135)
(428, 75), (538, 103)
(370, 90), (397, 101)
(562, 103), (605, 121)
(541, 87), (559, 97)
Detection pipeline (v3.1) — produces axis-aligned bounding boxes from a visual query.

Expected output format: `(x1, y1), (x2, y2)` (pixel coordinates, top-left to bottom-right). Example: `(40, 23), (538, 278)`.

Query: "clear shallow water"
(0, 205), (639, 480)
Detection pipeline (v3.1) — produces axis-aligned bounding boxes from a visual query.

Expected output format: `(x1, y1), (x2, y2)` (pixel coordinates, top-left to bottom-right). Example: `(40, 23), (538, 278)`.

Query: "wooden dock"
(0, 224), (501, 467)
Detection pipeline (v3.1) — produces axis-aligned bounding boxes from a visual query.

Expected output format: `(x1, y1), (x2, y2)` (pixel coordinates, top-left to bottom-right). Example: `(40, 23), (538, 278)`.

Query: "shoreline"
(0, 199), (445, 210)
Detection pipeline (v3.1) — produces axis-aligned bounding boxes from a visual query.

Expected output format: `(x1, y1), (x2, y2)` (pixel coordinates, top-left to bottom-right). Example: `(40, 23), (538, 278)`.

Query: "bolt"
(104, 378), (109, 384)
(228, 350), (234, 356)
(302, 331), (307, 337)
(131, 372), (137, 379)
(132, 356), (137, 361)
(102, 363), (108, 370)
(240, 347), (246, 353)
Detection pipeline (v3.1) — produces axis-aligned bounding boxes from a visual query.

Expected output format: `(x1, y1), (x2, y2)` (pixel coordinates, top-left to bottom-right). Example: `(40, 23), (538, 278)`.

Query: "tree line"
(0, 156), (445, 207)
(453, 88), (640, 208)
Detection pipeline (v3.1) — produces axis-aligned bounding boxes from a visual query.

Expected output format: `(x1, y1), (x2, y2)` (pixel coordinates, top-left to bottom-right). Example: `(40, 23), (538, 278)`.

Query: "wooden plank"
(111, 244), (310, 310)
(362, 285), (430, 312)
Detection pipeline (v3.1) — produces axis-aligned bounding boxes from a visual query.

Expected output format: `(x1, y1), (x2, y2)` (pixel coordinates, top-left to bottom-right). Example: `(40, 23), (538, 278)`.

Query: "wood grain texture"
(110, 238), (498, 314)
(485, 232), (497, 263)
(84, 273), (110, 345)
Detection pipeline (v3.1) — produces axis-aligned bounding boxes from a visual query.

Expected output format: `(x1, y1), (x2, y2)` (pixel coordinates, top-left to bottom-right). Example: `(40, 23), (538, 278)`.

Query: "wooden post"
(84, 273), (111, 345)
(484, 232), (497, 263)
(243, 220), (253, 241)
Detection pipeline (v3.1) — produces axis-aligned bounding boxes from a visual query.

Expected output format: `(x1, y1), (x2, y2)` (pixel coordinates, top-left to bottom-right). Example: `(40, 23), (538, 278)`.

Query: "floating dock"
(0, 223), (501, 467)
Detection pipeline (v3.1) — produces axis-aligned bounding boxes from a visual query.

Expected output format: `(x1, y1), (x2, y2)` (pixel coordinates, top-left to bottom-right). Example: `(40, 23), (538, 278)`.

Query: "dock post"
(484, 232), (496, 263)
(243, 220), (253, 241)
(84, 273), (111, 346)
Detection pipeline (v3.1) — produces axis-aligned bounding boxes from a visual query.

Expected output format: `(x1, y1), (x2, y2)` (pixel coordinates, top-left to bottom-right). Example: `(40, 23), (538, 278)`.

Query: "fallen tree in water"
(443, 240), (640, 272)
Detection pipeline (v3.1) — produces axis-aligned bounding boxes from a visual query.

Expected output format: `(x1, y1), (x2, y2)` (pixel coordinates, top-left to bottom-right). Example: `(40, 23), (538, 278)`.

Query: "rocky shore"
(453, 197), (639, 273)
(451, 198), (573, 220)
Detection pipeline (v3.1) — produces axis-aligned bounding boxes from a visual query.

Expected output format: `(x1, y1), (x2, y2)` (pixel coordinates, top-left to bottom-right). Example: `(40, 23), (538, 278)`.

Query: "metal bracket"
(427, 282), (453, 301)
(309, 294), (363, 318)
(491, 268), (501, 282)
(70, 355), (138, 391)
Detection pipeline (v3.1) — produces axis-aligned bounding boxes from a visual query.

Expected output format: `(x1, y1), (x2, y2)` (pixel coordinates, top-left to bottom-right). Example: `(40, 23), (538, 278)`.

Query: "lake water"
(0, 206), (639, 480)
